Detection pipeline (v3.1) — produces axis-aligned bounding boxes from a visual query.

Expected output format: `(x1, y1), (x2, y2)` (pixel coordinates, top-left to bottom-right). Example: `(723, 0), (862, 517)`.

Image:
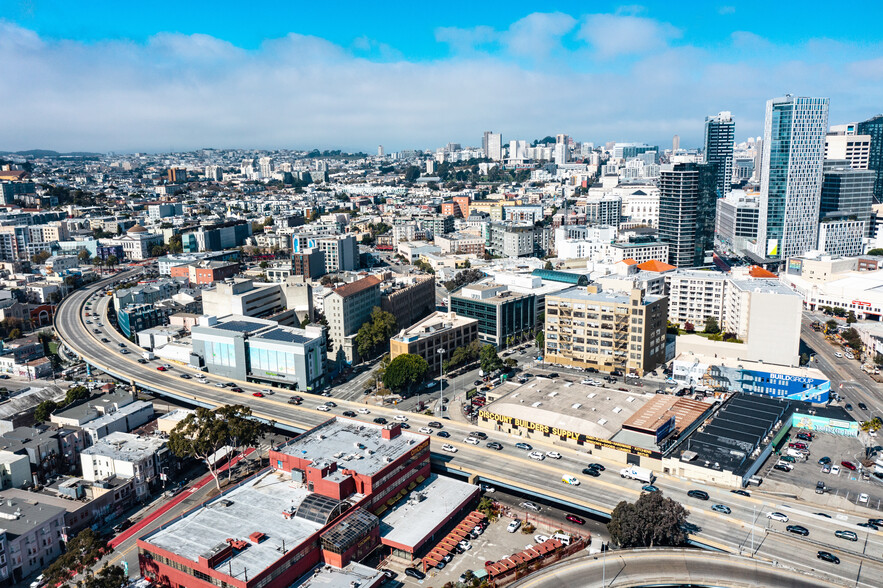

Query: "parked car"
(405, 568), (426, 579)
(507, 520), (522, 533)
(818, 456), (831, 465)
(841, 460), (857, 471)
(773, 463), (792, 472)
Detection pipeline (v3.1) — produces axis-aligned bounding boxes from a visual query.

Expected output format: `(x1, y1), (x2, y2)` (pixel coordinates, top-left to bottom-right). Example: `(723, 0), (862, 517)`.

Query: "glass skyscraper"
(659, 162), (717, 267)
(704, 111), (735, 198)
(856, 114), (883, 203)
(758, 95), (829, 259)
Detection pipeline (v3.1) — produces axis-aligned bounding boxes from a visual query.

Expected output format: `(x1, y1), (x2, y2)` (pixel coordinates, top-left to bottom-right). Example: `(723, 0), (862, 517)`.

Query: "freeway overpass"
(55, 270), (883, 587)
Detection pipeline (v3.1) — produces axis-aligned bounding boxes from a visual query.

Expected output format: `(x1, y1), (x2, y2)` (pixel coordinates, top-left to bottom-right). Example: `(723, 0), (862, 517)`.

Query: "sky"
(3, 1), (883, 153)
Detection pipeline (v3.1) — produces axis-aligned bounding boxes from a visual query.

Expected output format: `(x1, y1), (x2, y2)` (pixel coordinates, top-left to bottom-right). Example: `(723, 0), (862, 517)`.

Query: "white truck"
(620, 466), (654, 484)
(142, 351), (155, 360)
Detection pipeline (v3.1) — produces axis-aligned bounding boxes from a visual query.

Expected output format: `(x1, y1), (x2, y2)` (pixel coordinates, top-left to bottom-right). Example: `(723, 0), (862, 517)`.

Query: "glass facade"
(206, 340), (236, 367)
(857, 115), (883, 203)
(249, 345), (300, 376)
(704, 112), (735, 198)
(658, 162), (716, 267)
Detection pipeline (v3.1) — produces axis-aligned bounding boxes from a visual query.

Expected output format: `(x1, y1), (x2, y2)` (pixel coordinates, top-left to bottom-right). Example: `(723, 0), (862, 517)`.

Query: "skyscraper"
(704, 111), (735, 198)
(856, 114), (883, 202)
(820, 159), (875, 237)
(377, 145), (384, 157)
(659, 162), (717, 267)
(672, 135), (680, 152)
(483, 131), (502, 161)
(758, 95), (829, 259)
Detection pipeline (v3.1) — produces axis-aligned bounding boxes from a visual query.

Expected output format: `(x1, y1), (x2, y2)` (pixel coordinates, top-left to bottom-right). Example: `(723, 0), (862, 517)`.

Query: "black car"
(581, 467), (601, 477)
(400, 423), (411, 429)
(687, 490), (709, 500)
(404, 568), (426, 580)
(470, 431), (488, 440)
(817, 551), (840, 564)
(587, 463), (605, 472)
(773, 464), (792, 472)
(845, 403), (853, 411)
(428, 421), (443, 428)
(486, 442), (503, 450)
(786, 525), (809, 536)
(342, 410), (357, 417)
(473, 380), (483, 386)
(857, 522), (879, 531)
(437, 431), (451, 438)
(868, 518), (883, 526)
(324, 401), (337, 408)
(288, 396), (302, 405)
(179, 374), (191, 379)
(859, 402), (868, 411)
(137, 358), (148, 364)
(815, 512), (831, 518)
(101, 338), (110, 343)
(373, 417), (388, 425)
(730, 489), (750, 497)
(547, 372), (559, 379)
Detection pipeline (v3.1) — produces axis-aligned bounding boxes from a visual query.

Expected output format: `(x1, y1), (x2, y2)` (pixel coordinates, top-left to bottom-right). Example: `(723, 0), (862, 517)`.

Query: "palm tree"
(859, 418), (883, 460)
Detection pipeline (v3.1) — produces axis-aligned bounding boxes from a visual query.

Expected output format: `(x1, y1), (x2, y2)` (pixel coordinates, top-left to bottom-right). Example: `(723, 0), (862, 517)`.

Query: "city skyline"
(3, 2), (883, 152)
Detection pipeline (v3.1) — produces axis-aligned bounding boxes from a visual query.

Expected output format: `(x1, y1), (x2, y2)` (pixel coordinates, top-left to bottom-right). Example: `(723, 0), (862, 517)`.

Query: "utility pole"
(437, 348), (446, 416)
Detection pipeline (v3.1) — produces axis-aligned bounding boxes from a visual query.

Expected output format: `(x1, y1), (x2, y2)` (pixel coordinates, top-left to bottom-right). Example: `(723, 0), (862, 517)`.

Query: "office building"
(389, 312), (479, 376)
(325, 276), (381, 364)
(0, 181), (36, 205)
(544, 286), (668, 376)
(817, 217), (865, 257)
(487, 222), (535, 257)
(666, 270), (728, 331)
(715, 189), (759, 253)
(758, 95), (829, 259)
(658, 162), (717, 267)
(825, 125), (871, 169)
(672, 135), (680, 152)
(857, 114), (883, 202)
(583, 195), (622, 226)
(380, 275), (436, 330)
(201, 279), (293, 324)
(169, 260), (240, 286)
(118, 304), (171, 338)
(167, 168), (187, 183)
(450, 284), (535, 348)
(610, 241), (671, 265)
(181, 220), (253, 253)
(820, 159), (875, 237)
(147, 203), (183, 220)
(483, 131), (502, 161)
(291, 247), (326, 279)
(704, 111), (735, 197)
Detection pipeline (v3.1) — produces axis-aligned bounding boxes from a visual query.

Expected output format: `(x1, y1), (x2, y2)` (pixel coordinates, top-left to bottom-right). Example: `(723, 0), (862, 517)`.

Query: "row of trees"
(442, 269), (485, 292)
(355, 308), (397, 359)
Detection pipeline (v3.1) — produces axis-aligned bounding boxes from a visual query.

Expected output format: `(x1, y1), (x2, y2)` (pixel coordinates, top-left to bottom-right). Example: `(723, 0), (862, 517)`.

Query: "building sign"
(477, 409), (662, 460)
(792, 413), (858, 437)
(787, 259), (802, 274)
(672, 360), (829, 403)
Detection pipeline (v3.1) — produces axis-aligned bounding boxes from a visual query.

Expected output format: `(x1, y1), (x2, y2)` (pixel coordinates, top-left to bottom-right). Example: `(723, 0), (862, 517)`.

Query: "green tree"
(355, 307), (398, 360)
(414, 259), (435, 274)
(8, 328), (20, 340)
(168, 234), (184, 254)
(847, 310), (857, 324)
(65, 385), (90, 405)
(105, 255), (118, 269)
(404, 166), (421, 182)
(259, 260), (269, 269)
(77, 249), (92, 262)
(79, 563), (128, 588)
(30, 250), (51, 265)
(876, 353), (883, 366)
(867, 248), (883, 256)
(215, 405), (269, 482)
(544, 260), (554, 270)
(703, 316), (720, 334)
(34, 400), (58, 423)
(43, 528), (110, 586)
(479, 344), (504, 374)
(536, 331), (545, 350)
(382, 354), (429, 393)
(825, 319), (838, 333)
(608, 491), (687, 548)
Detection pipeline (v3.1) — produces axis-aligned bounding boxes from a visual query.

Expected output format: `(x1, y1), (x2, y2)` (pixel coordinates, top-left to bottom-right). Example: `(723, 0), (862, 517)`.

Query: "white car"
(419, 427), (433, 434)
(458, 540), (472, 550)
(860, 493), (870, 503)
(834, 352), (843, 358)
(767, 512), (789, 523)
(442, 444), (458, 453)
(546, 451), (562, 459)
(357, 408), (371, 414)
(534, 534), (549, 544)
(472, 525), (483, 536)
(316, 405), (330, 412)
(831, 465), (841, 475)
(561, 475), (580, 486)
(528, 451), (545, 461)
(261, 389), (273, 395)
(846, 354), (855, 360)
(507, 520), (521, 533)
(464, 436), (480, 445)
(581, 379), (593, 385)
(394, 415), (408, 422)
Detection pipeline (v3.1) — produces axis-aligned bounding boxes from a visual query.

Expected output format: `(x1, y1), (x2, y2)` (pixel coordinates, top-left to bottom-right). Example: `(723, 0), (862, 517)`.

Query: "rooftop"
(275, 418), (427, 478)
(637, 260), (676, 273)
(289, 562), (384, 588)
(80, 432), (166, 462)
(0, 493), (66, 540)
(549, 286), (662, 306)
(621, 394), (710, 436)
(333, 276), (381, 298)
(393, 311), (477, 342)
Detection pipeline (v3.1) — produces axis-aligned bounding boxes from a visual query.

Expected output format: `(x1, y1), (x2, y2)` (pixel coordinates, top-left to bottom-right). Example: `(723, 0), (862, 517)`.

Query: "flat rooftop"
(80, 432), (166, 461)
(289, 562), (384, 588)
(275, 418), (427, 478)
(0, 493), (67, 540)
(484, 378), (652, 440)
(143, 470), (324, 583)
(673, 352), (828, 380)
(379, 473), (479, 550)
(551, 285), (663, 305)
(393, 311), (477, 342)
(621, 394), (710, 436)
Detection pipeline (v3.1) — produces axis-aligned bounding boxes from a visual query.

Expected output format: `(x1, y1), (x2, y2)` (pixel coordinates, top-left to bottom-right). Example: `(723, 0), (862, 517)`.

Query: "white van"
(552, 532), (572, 546)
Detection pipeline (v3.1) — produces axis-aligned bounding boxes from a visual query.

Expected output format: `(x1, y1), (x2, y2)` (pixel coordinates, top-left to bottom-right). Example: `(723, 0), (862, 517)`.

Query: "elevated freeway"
(55, 270), (883, 587)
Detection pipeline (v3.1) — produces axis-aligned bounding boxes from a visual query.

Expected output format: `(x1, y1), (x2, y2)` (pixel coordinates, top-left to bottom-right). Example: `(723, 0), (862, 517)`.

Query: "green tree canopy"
(43, 528), (111, 586)
(78, 249), (92, 262)
(355, 307), (397, 360)
(79, 564), (128, 588)
(404, 166), (421, 182)
(867, 248), (883, 256)
(608, 491), (687, 548)
(65, 385), (90, 405)
(382, 354), (429, 392)
(479, 344), (504, 374)
(536, 331), (545, 350)
(34, 400), (58, 423)
(703, 316), (720, 334)
(31, 250), (51, 264)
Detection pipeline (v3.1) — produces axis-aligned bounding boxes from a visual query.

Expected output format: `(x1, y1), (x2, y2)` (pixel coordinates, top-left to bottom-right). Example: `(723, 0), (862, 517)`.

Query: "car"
(394, 415), (408, 422)
(528, 451), (545, 461)
(788, 442), (807, 450)
(797, 432), (813, 441)
(835, 530), (858, 541)
(507, 520), (522, 533)
(101, 337), (110, 343)
(399, 423), (411, 429)
(730, 489), (750, 497)
(711, 504), (731, 514)
(118, 343), (126, 347)
(587, 463), (606, 472)
(458, 540), (472, 550)
(773, 463), (793, 472)
(845, 403), (853, 411)
(830, 465), (841, 475)
(786, 525), (809, 536)
(316, 403), (330, 411)
(486, 441), (503, 450)
(767, 512), (789, 523)
(859, 492), (870, 503)
(230, 387), (243, 393)
(834, 352), (843, 358)
(373, 417), (388, 424)
(642, 484), (659, 492)
(687, 490), (709, 501)
(561, 475), (580, 486)
(515, 442), (533, 451)
(28, 575), (45, 588)
(261, 389), (273, 395)
(846, 353), (855, 360)
(381, 570), (397, 581)
(288, 396), (302, 405)
(534, 534), (550, 544)
(119, 349), (129, 354)
(178, 373), (192, 380)
(470, 431), (488, 440)
(582, 468), (601, 477)
(464, 436), (480, 445)
(818, 456), (831, 465)
(428, 421), (443, 428)
(859, 402), (868, 411)
(817, 551), (840, 564)
(565, 514), (585, 525)
(214, 382), (226, 388)
(419, 427), (433, 434)
(137, 358), (148, 364)
(472, 525), (484, 536)
(441, 444), (458, 453)
(324, 401), (337, 408)
(841, 460), (857, 471)
(437, 431), (451, 438)
(858, 522), (879, 531)
(356, 408), (370, 414)
(868, 518), (883, 526)
(778, 455), (796, 463)
(546, 451), (562, 459)
(425, 381), (437, 388)
(404, 568), (426, 580)
(342, 410), (357, 417)
(521, 501), (541, 512)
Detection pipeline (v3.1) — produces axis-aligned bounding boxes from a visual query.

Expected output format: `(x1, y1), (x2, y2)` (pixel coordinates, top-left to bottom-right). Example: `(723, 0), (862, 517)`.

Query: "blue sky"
(3, 1), (883, 152)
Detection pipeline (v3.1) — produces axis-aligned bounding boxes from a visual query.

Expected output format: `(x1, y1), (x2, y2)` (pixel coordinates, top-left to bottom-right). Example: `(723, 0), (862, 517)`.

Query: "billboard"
(672, 360), (829, 403)
(787, 258), (803, 275)
(792, 412), (858, 437)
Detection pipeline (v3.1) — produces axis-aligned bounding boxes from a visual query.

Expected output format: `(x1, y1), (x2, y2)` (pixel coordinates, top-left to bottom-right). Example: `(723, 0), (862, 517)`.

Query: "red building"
(170, 260), (240, 285)
(138, 419), (431, 588)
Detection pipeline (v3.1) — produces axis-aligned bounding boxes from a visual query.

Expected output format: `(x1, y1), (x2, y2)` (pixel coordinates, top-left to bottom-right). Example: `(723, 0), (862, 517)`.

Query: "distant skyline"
(4, 1), (883, 153)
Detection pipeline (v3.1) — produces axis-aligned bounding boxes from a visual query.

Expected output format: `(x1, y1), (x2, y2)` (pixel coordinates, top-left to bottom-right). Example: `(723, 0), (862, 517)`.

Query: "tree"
(43, 528), (111, 586)
(215, 405), (269, 481)
(684, 322), (695, 333)
(703, 316), (720, 334)
(535, 331), (545, 350)
(414, 259), (435, 275)
(404, 166), (421, 182)
(382, 354), (429, 393)
(355, 307), (397, 360)
(65, 385), (90, 405)
(825, 319), (839, 333)
(77, 249), (92, 262)
(544, 260), (554, 270)
(105, 255), (118, 269)
(30, 250), (51, 265)
(847, 310), (857, 324)
(34, 400), (58, 423)
(8, 328), (20, 340)
(607, 491), (687, 548)
(867, 248), (883, 256)
(479, 344), (504, 374)
(79, 564), (128, 588)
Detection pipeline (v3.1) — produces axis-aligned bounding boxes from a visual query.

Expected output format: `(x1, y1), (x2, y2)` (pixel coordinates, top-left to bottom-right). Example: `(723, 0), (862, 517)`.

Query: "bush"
(521, 523), (536, 534)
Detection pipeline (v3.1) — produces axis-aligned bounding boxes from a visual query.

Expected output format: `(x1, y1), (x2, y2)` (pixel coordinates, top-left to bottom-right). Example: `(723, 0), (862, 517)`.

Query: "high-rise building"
(758, 95), (829, 259)
(820, 159), (875, 237)
(753, 137), (763, 182)
(484, 132), (502, 161)
(672, 135), (680, 152)
(825, 123), (871, 169)
(258, 156), (273, 178)
(377, 145), (384, 157)
(658, 162), (717, 267)
(857, 114), (883, 202)
(704, 111), (735, 197)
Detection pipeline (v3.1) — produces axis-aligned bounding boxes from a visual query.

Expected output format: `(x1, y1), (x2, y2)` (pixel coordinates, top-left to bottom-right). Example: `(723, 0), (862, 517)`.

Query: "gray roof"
(552, 286), (663, 305)
(0, 494), (67, 540)
(81, 432), (166, 461)
(255, 327), (312, 345)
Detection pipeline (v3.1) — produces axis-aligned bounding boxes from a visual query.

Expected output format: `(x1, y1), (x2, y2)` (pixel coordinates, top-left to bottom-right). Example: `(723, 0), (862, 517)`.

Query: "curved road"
(55, 270), (883, 588)
(512, 549), (833, 588)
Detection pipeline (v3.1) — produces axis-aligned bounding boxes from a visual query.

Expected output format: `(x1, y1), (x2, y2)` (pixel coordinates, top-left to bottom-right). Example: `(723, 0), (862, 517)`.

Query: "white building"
(201, 279), (288, 321)
(817, 217), (866, 257)
(80, 432), (168, 498)
(107, 225), (163, 261)
(666, 270), (728, 331)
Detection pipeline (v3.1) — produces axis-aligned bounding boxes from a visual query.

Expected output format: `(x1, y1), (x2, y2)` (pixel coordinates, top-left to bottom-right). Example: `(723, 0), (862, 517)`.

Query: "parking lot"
(762, 430), (883, 511)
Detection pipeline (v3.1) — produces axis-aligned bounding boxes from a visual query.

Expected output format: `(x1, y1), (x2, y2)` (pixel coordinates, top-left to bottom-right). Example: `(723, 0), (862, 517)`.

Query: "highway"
(54, 270), (883, 587)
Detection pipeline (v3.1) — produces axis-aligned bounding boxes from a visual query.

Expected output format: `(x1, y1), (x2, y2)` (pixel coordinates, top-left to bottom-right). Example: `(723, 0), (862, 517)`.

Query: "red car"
(252, 392), (264, 398)
(841, 461), (857, 471)
(156, 366), (167, 372)
(788, 442), (808, 450)
(565, 514), (585, 525)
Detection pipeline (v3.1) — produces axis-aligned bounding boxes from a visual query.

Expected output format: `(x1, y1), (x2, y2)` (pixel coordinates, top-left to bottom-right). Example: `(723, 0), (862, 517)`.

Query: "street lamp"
(437, 348), (446, 415)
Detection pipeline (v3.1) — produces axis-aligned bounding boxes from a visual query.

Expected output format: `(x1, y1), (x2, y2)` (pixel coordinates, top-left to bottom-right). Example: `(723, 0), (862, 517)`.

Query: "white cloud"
(577, 14), (681, 58)
(500, 12), (577, 60)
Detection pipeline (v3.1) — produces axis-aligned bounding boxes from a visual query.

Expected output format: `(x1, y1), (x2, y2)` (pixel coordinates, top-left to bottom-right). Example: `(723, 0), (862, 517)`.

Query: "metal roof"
(530, 269), (589, 286)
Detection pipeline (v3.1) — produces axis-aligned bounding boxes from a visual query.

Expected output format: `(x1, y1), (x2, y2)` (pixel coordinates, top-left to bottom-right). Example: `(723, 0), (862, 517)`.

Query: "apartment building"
(325, 276), (381, 364)
(666, 270), (728, 331)
(0, 496), (64, 583)
(544, 286), (668, 376)
(389, 312), (479, 377)
(80, 432), (169, 499)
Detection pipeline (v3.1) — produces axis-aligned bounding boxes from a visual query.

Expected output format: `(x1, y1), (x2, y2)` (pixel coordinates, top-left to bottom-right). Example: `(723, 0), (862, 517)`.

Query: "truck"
(142, 351), (155, 360)
(619, 466), (654, 484)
